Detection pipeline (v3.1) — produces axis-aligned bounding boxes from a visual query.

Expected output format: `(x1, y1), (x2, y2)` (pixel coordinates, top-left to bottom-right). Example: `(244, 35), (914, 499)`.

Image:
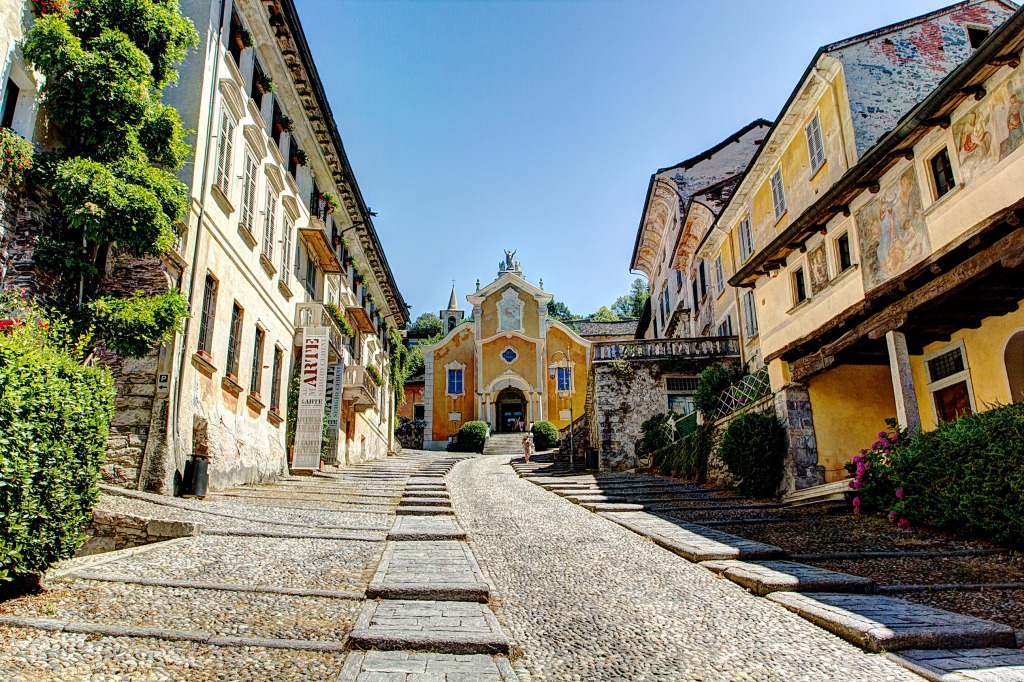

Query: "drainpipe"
(159, 0), (228, 491)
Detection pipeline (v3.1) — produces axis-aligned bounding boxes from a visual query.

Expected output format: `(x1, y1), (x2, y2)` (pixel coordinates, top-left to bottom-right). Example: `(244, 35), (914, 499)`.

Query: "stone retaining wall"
(77, 509), (204, 556)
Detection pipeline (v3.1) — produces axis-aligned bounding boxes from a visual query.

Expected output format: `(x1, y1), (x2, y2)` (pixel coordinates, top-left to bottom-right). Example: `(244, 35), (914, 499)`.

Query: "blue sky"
(297, 0), (948, 321)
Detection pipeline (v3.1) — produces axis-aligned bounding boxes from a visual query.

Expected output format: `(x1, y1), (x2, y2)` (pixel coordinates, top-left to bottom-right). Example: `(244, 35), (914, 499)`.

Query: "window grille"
(928, 347), (965, 383)
(250, 327), (265, 394)
(198, 275), (217, 354)
(226, 303), (243, 377)
(270, 346), (283, 410)
(666, 377), (698, 392)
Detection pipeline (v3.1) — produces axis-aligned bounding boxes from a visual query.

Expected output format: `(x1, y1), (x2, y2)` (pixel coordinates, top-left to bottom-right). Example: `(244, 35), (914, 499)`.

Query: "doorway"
(495, 387), (526, 432)
(1005, 330), (1024, 403)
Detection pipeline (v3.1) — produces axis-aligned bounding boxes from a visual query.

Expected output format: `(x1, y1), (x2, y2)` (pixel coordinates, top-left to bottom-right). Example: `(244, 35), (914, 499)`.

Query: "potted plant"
(255, 73), (276, 95)
(293, 149), (308, 166)
(275, 114), (295, 134)
(235, 27), (254, 50)
(322, 191), (339, 215)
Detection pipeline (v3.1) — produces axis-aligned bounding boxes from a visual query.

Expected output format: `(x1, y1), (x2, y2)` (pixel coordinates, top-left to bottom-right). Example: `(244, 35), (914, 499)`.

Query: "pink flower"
(848, 480), (856, 489)
(878, 431), (888, 438)
(852, 455), (862, 464)
(872, 441), (882, 450)
(880, 438), (891, 448)
(889, 511), (898, 521)
(891, 433), (899, 442)
(860, 449), (867, 455)
(897, 518), (910, 529)
(895, 489), (903, 499)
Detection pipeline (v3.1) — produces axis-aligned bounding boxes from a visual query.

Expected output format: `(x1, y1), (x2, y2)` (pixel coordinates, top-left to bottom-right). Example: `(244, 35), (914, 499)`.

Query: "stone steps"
(600, 511), (786, 561)
(700, 559), (875, 596)
(347, 600), (510, 655)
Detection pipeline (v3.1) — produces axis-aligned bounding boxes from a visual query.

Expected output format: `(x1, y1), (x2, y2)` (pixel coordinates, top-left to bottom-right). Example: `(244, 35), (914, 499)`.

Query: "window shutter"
(771, 168), (786, 219)
(805, 114), (825, 171)
(242, 154), (257, 233)
(216, 112), (234, 194)
(281, 219), (293, 284)
(263, 192), (277, 261)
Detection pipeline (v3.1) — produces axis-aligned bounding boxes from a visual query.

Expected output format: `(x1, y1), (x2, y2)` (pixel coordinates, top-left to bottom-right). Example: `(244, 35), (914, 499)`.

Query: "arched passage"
(1005, 329), (1024, 403)
(495, 387), (527, 432)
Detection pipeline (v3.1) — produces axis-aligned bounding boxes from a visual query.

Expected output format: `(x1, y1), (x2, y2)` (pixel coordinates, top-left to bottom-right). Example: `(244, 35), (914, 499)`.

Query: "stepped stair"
(482, 432), (529, 456)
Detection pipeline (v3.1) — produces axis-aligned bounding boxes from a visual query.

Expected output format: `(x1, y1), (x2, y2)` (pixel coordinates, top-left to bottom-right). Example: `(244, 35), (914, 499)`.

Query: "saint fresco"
(953, 67), (1024, 184)
(808, 243), (830, 295)
(854, 165), (930, 291)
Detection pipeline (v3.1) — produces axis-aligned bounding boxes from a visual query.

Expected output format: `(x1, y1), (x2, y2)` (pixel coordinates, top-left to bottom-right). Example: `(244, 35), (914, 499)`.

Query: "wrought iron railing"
(708, 367), (772, 422)
(592, 336), (740, 362)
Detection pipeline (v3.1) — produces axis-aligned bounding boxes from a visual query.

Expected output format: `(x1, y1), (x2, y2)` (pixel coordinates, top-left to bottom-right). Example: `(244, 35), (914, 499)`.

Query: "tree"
(24, 0), (199, 359)
(612, 278), (650, 319)
(547, 299), (573, 321)
(590, 306), (619, 322)
(407, 312), (443, 336)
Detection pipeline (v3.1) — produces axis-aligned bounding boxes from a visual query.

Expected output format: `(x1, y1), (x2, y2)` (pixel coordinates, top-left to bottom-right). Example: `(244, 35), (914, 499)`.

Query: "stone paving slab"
(347, 600), (510, 655)
(767, 592), (1018, 652)
(889, 648), (1024, 681)
(564, 494), (626, 504)
(407, 477), (446, 485)
(367, 541), (490, 602)
(397, 497), (451, 507)
(701, 559), (875, 596)
(582, 502), (648, 512)
(395, 505), (454, 516)
(388, 516), (467, 541)
(601, 511), (786, 561)
(403, 490), (451, 499)
(339, 651), (517, 681)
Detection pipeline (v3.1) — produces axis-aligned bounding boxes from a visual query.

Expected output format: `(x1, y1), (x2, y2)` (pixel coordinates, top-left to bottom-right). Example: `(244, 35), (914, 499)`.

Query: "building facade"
(420, 255), (589, 449)
(0, 0), (408, 492)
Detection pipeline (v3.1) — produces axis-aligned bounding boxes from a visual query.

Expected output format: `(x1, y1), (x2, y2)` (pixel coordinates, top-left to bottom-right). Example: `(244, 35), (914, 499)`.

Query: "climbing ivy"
(23, 0), (199, 358)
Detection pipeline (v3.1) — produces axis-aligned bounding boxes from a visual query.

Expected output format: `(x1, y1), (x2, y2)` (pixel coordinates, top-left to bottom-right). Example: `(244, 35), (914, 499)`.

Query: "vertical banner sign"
(326, 363), (344, 431)
(293, 327), (329, 470)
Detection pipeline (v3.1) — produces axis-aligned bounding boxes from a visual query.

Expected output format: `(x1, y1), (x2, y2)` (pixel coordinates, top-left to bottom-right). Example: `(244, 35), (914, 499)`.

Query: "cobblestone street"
(1, 451), (1019, 680)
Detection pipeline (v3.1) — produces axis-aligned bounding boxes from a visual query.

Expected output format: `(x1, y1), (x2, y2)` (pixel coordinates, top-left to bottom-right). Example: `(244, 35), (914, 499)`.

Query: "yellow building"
(712, 2), (1024, 490)
(420, 254), (589, 449)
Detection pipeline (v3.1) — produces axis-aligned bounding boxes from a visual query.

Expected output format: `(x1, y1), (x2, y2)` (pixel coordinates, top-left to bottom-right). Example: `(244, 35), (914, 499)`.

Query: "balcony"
(295, 302), (349, 361)
(347, 301), (375, 333)
(343, 364), (380, 412)
(298, 216), (344, 273)
(592, 336), (740, 362)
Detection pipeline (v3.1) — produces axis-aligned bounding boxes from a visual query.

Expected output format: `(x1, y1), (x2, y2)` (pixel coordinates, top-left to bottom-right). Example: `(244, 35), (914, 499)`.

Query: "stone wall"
(775, 384), (826, 492)
(77, 509), (204, 556)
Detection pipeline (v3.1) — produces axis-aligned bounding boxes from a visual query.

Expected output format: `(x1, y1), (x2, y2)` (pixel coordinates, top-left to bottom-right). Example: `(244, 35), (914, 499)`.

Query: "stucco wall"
(429, 326), (476, 442)
(544, 325), (588, 429)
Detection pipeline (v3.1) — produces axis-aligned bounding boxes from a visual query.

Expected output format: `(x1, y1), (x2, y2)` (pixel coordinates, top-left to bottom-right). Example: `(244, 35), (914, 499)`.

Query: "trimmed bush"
(889, 404), (1024, 546)
(694, 365), (733, 417)
(716, 411), (786, 498)
(651, 419), (712, 482)
(451, 421), (488, 453)
(0, 324), (115, 582)
(531, 420), (558, 451)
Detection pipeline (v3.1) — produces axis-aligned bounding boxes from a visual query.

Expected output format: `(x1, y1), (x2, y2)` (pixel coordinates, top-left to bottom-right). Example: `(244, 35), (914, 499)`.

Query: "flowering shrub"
(844, 417), (905, 523)
(0, 129), (34, 186)
(324, 302), (354, 338)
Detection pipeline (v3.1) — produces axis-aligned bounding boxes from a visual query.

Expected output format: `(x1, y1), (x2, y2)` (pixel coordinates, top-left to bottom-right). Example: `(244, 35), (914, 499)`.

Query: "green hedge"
(531, 420), (558, 450)
(890, 404), (1024, 546)
(0, 327), (115, 582)
(716, 411), (786, 498)
(651, 419), (712, 482)
(451, 421), (488, 453)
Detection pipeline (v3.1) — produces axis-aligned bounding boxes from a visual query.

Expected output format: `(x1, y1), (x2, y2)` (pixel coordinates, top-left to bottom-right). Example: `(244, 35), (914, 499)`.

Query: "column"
(885, 330), (922, 433)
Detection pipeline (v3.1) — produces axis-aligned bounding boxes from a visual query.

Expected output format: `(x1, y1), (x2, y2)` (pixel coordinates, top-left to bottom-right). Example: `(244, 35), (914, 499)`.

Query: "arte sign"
(326, 363), (344, 431)
(293, 327), (329, 470)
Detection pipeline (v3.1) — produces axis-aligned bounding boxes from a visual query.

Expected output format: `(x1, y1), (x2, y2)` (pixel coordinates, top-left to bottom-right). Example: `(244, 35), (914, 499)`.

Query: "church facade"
(421, 254), (590, 449)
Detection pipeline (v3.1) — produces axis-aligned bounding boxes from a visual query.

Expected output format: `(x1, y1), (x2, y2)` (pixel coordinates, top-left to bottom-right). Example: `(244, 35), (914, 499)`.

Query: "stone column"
(774, 384), (825, 493)
(885, 330), (922, 433)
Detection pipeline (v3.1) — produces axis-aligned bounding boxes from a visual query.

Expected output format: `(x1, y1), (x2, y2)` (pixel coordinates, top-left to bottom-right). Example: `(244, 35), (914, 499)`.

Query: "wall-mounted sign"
(293, 327), (329, 470)
(156, 373), (170, 394)
(326, 363), (344, 431)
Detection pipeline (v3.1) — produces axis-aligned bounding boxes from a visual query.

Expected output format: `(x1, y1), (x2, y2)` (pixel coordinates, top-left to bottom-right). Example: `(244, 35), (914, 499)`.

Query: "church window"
(557, 366), (571, 392)
(771, 167), (787, 220)
(501, 348), (518, 364)
(805, 113), (826, 173)
(447, 369), (464, 396)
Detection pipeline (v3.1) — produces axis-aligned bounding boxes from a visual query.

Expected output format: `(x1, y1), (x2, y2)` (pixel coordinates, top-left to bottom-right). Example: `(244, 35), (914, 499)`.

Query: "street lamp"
(548, 348), (574, 469)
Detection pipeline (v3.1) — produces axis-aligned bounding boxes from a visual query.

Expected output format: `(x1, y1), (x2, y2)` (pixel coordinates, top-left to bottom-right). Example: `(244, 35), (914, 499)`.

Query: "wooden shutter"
(216, 112), (234, 194)
(263, 191), (277, 260)
(241, 153), (257, 234)
(805, 114), (825, 172)
(771, 168), (786, 219)
(281, 219), (292, 284)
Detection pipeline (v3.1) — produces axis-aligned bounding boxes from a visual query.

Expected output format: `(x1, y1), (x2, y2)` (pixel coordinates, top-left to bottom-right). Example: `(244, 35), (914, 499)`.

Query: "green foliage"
(324, 303), (354, 338)
(408, 312), (443, 336)
(531, 420), (558, 450)
(638, 412), (678, 458)
(322, 191), (339, 215)
(23, 0), (198, 359)
(547, 299), (573, 321)
(651, 418), (712, 481)
(0, 302), (115, 582)
(452, 421), (488, 453)
(850, 407), (1024, 546)
(388, 328), (408, 401)
(366, 364), (383, 387)
(0, 129), (34, 186)
(87, 291), (189, 359)
(717, 411), (786, 498)
(590, 306), (619, 322)
(608, 358), (633, 379)
(611, 277), (649, 319)
(280, 114), (295, 133)
(694, 365), (733, 418)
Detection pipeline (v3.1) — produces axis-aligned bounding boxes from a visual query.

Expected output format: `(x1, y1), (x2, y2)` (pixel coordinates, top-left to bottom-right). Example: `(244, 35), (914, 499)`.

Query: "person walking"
(522, 431), (534, 464)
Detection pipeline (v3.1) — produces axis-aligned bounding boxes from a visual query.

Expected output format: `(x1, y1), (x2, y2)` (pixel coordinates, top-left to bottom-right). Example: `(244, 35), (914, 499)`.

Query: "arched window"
(1004, 330), (1024, 403)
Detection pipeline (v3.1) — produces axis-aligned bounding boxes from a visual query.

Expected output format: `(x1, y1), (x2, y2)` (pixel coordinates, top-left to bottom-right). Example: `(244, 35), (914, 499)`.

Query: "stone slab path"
(387, 515), (467, 541)
(600, 510), (786, 561)
(366, 540), (490, 602)
(339, 651), (518, 681)
(348, 599), (510, 654)
(767, 592), (1018, 652)
(701, 559), (875, 596)
(891, 648), (1024, 681)
(452, 454), (921, 681)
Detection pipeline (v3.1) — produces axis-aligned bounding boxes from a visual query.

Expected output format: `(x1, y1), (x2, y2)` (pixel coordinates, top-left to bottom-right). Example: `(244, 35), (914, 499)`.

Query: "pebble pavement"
(448, 454), (923, 682)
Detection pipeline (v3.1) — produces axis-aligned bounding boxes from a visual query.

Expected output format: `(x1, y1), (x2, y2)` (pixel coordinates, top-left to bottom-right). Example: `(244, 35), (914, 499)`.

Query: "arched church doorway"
(1005, 330), (1024, 403)
(495, 387), (527, 432)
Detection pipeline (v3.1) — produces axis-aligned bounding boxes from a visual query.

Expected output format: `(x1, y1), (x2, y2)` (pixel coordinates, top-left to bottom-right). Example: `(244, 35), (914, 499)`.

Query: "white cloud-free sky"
(297, 0), (949, 320)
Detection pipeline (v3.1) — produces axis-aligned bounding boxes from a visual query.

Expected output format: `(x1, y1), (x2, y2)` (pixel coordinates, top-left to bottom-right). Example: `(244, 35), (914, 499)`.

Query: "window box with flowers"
(234, 27), (254, 51)
(366, 365), (383, 387)
(274, 114), (295, 135)
(255, 73), (276, 95)
(324, 302), (354, 338)
(321, 191), (339, 215)
(292, 148), (308, 167)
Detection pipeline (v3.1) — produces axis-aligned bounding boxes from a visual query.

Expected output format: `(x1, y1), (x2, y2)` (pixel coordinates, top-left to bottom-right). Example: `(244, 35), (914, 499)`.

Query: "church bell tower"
(440, 284), (464, 335)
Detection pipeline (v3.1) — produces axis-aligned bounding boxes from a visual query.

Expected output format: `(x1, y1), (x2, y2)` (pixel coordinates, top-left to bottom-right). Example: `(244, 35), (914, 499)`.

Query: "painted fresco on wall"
(808, 243), (830, 295)
(854, 165), (929, 291)
(498, 287), (523, 332)
(953, 66), (1024, 184)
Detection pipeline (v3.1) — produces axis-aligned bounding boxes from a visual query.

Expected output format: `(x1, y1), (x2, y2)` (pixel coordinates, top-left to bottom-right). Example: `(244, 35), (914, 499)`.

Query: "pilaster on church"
(419, 251), (591, 450)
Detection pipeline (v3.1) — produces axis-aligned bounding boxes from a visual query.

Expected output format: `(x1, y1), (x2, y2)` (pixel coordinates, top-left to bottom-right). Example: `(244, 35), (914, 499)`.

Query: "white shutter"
(739, 218), (752, 260)
(805, 114), (825, 172)
(714, 256), (724, 294)
(263, 191), (277, 260)
(241, 153), (257, 234)
(281, 218), (293, 285)
(215, 112), (234, 194)
(771, 167), (786, 219)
